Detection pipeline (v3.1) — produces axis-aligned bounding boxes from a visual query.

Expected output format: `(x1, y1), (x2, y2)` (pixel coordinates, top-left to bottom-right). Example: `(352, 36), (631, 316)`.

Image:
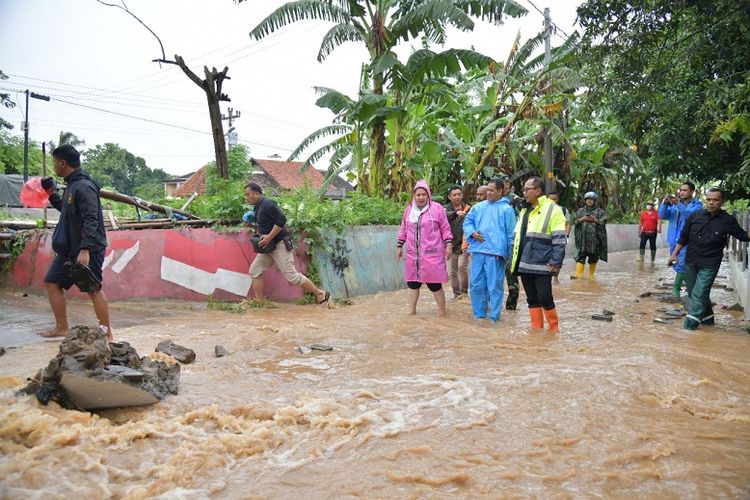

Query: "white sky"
(0, 0), (582, 177)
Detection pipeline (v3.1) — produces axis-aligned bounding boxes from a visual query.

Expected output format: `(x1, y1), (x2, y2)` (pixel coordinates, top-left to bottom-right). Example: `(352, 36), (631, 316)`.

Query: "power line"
(52, 97), (212, 135)
(111, 24), (302, 91)
(1, 82), (204, 114)
(5, 73), (203, 108)
(521, 0), (571, 39)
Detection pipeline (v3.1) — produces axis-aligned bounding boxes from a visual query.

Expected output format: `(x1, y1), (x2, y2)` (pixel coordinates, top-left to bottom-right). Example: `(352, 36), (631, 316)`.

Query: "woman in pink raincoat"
(396, 179), (453, 316)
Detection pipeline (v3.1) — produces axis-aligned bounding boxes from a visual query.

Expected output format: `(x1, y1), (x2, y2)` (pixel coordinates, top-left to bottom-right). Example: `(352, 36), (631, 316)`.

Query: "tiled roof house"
(249, 159), (352, 199)
(167, 159), (353, 199)
(173, 166), (207, 197)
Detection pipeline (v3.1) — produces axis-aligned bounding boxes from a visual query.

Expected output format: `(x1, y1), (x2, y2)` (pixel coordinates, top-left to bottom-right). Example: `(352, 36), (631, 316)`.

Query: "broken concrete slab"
(727, 302), (744, 312)
(601, 309), (615, 317)
(155, 340), (195, 364)
(215, 345), (229, 357)
(310, 344), (333, 351)
(591, 314), (613, 322)
(638, 291), (652, 298)
(20, 326), (180, 411)
(297, 345), (312, 354)
(60, 372), (159, 409)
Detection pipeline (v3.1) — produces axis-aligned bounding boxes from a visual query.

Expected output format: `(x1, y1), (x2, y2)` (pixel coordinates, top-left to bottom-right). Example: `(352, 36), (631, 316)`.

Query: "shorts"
(44, 249), (105, 292)
(406, 281), (442, 292)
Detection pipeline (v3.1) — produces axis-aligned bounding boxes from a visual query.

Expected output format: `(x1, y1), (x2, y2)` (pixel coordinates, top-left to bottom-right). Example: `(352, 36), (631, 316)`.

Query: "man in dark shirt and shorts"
(41, 145), (112, 339)
(244, 182), (330, 304)
(668, 188), (750, 330)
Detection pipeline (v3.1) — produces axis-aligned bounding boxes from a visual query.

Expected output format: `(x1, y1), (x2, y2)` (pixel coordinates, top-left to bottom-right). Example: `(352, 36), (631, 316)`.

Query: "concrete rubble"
(20, 325), (180, 411)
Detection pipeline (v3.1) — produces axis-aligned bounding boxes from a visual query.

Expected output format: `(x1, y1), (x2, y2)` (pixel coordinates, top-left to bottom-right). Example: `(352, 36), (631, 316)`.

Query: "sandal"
(316, 290), (331, 305)
(64, 261), (102, 293)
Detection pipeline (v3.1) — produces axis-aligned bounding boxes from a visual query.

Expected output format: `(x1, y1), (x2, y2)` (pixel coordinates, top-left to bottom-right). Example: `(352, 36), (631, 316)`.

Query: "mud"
(1, 250), (749, 497)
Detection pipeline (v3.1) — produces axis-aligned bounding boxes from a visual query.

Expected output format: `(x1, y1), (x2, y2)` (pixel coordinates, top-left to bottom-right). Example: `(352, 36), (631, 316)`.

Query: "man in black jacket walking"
(668, 188), (750, 330)
(244, 182), (330, 305)
(41, 145), (112, 339)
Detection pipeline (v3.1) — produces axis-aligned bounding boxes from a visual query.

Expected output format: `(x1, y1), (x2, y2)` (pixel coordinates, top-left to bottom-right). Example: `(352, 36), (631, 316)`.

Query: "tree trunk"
(204, 67), (229, 179)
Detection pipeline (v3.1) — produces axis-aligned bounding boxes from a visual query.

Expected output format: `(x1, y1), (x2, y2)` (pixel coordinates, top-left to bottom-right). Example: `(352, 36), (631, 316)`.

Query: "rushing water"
(1, 250), (749, 498)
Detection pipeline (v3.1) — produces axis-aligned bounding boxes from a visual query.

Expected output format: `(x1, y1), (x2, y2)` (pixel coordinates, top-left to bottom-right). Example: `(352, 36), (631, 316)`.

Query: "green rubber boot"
(672, 272), (684, 297)
(637, 249), (645, 262)
(650, 248), (657, 263)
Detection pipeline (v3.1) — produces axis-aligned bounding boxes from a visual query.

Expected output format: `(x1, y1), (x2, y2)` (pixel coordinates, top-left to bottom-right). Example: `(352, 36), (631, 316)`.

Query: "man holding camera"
(658, 182), (703, 296)
(243, 182), (330, 305)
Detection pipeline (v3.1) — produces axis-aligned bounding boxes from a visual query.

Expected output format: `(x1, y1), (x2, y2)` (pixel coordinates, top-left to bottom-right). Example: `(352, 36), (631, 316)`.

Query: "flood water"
(1, 250), (749, 498)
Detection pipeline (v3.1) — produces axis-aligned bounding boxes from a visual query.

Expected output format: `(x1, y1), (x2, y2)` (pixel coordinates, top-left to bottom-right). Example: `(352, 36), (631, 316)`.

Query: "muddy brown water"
(1, 250), (749, 497)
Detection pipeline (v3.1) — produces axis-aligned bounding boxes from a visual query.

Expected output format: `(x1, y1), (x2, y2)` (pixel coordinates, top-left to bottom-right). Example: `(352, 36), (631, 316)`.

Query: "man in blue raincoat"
(463, 177), (516, 323)
(658, 181), (703, 296)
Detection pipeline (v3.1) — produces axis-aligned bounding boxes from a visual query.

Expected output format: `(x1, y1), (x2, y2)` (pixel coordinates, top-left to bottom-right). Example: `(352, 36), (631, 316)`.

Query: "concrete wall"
(8, 223), (674, 302)
(10, 228), (307, 302)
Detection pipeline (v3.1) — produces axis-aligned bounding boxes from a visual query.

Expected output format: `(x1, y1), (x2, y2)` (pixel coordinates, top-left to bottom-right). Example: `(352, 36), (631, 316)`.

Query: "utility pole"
(543, 8), (555, 194)
(23, 89), (51, 182)
(222, 107), (240, 147)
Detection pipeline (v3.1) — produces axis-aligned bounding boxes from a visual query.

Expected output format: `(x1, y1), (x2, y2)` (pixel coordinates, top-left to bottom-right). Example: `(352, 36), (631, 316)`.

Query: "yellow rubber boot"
(570, 262), (584, 280)
(588, 262), (597, 280)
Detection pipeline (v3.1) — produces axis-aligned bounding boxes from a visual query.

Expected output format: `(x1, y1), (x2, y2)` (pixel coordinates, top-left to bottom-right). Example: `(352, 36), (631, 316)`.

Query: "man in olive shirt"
(668, 188), (750, 330)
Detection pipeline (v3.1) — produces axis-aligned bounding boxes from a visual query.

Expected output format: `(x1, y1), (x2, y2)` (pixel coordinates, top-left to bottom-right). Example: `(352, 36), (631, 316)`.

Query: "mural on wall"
(102, 240), (140, 274)
(160, 231), (253, 297)
(11, 228), (305, 302)
(329, 237), (351, 297)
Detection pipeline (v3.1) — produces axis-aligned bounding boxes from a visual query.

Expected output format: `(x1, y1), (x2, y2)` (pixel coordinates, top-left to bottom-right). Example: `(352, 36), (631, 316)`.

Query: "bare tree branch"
(96, 0), (166, 61)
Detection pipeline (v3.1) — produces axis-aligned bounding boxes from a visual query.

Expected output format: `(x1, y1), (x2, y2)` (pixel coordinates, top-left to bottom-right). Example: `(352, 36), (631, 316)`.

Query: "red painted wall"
(11, 228), (307, 302)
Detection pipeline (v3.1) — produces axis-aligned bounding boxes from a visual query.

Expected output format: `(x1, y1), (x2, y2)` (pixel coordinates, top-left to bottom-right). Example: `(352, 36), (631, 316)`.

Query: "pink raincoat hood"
(411, 179), (432, 204)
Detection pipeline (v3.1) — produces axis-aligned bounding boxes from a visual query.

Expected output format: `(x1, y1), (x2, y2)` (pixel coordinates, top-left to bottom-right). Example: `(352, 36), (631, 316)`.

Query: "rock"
(725, 286), (736, 292)
(638, 291), (652, 298)
(297, 345), (312, 354)
(155, 340), (196, 364)
(654, 294), (682, 304)
(663, 308), (686, 317)
(0, 347), (5, 356)
(601, 309), (615, 317)
(310, 344), (333, 351)
(653, 318), (674, 324)
(215, 345), (229, 357)
(591, 314), (613, 322)
(727, 302), (744, 312)
(110, 341), (142, 368)
(19, 325), (180, 411)
(104, 365), (143, 382)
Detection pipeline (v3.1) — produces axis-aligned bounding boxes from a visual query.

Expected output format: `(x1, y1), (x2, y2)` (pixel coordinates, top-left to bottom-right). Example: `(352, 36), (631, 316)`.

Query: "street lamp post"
(23, 89), (51, 181)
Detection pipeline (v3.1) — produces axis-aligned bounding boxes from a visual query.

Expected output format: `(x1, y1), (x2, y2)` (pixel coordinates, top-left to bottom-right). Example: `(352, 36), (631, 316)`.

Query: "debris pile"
(20, 325), (181, 411)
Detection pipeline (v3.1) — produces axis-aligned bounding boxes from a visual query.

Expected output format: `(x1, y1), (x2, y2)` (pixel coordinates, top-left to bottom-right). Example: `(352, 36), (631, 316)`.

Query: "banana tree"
(247, 0), (528, 197)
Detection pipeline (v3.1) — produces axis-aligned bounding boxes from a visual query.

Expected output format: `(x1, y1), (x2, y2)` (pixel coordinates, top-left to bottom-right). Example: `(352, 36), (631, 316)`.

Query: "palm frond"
(313, 87), (356, 115)
(405, 48), (495, 82)
(288, 124), (352, 160)
(508, 31), (544, 76)
(250, 1), (350, 40)
(454, 0), (528, 23)
(390, 0), (474, 42)
(295, 140), (345, 168)
(318, 23), (365, 61)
